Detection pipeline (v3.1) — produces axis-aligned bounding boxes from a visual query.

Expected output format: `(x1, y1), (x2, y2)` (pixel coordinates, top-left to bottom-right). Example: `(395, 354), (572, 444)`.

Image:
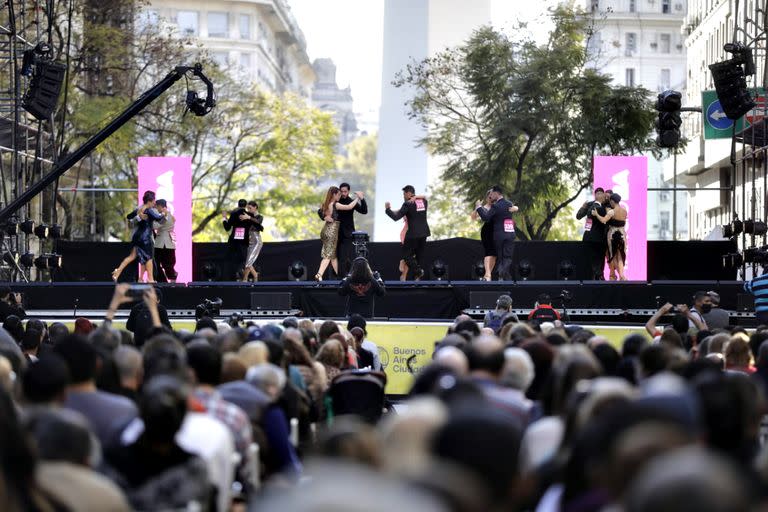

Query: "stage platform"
(10, 279), (757, 325)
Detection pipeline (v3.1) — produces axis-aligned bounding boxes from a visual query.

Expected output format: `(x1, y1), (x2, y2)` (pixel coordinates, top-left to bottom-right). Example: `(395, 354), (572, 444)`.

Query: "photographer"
(527, 294), (562, 323)
(645, 302), (707, 339)
(125, 286), (171, 347)
(576, 188), (607, 280)
(338, 257), (385, 319)
(0, 286), (25, 322)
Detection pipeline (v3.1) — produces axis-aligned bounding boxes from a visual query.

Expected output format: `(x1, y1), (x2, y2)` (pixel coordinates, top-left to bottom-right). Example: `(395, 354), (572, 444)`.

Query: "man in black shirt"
(385, 185), (431, 280)
(336, 182), (368, 275)
(0, 286), (25, 321)
(476, 185), (518, 281)
(222, 199), (251, 280)
(576, 187), (607, 280)
(126, 287), (172, 347)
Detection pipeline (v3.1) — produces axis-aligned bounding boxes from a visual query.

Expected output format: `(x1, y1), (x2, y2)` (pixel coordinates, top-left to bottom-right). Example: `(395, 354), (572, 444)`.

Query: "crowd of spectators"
(0, 284), (767, 511)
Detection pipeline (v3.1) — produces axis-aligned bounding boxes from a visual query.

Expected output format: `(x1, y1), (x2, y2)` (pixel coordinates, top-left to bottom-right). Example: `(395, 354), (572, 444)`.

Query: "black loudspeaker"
(23, 61), (66, 120)
(469, 291), (511, 308)
(250, 292), (292, 310)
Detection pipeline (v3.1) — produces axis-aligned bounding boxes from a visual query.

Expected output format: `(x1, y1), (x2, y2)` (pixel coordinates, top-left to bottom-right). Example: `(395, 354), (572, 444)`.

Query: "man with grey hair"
(483, 294), (519, 333)
(114, 346), (142, 401)
(501, 347), (535, 393)
(703, 291), (730, 330)
(433, 346), (469, 375)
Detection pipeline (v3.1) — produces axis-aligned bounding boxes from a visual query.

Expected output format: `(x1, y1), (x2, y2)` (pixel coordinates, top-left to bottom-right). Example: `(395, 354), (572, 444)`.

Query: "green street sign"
(702, 89), (764, 139)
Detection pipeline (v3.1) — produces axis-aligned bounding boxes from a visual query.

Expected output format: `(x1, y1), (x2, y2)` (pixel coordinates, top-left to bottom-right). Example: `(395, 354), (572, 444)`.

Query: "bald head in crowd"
(433, 346), (469, 375)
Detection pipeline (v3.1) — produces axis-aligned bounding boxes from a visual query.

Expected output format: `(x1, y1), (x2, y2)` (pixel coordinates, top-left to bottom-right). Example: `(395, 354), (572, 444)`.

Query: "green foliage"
(394, 5), (661, 240)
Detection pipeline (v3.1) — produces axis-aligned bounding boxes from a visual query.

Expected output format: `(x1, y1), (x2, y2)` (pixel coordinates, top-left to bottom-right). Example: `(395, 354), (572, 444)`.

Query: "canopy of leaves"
(394, 6), (661, 240)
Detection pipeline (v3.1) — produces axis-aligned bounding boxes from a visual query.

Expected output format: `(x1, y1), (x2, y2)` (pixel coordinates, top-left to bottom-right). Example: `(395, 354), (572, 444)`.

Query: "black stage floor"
(10, 280), (756, 325)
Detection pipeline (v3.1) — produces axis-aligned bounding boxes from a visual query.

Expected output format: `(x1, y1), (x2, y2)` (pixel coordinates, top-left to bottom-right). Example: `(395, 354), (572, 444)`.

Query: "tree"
(394, 6), (660, 240)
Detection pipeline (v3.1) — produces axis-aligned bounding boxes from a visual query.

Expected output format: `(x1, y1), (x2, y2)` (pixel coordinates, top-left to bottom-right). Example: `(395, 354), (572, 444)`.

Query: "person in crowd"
(315, 186), (362, 281)
(113, 190), (165, 283)
(152, 198), (177, 283)
(702, 290), (730, 329)
(385, 185), (431, 280)
(346, 314), (382, 371)
(484, 294), (519, 333)
(688, 290), (713, 328)
(126, 286), (171, 347)
(222, 199), (252, 280)
(0, 286), (25, 321)
(350, 327), (376, 369)
(21, 353), (70, 406)
(576, 187), (607, 280)
(316, 338), (345, 386)
(47, 322), (69, 345)
(24, 408), (132, 512)
(724, 336), (754, 374)
(186, 343), (253, 480)
(472, 189), (497, 281)
(21, 328), (42, 363)
(592, 192), (628, 280)
(475, 185), (518, 281)
(281, 328), (326, 402)
(335, 183), (368, 275)
(242, 200), (264, 282)
(528, 293), (562, 323)
(114, 345), (143, 402)
(103, 375), (213, 511)
(338, 257), (386, 318)
(645, 302), (708, 340)
(745, 267), (768, 325)
(53, 334), (138, 447)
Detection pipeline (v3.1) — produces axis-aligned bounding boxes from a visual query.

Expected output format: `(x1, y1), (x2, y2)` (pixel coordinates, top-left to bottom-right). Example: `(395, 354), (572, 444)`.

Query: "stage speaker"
(469, 291), (511, 309)
(250, 292), (291, 310)
(22, 61), (66, 120)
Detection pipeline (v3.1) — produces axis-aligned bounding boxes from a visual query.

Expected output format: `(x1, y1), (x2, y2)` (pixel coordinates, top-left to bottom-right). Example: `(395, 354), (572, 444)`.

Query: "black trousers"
(226, 244), (247, 280)
(337, 234), (354, 276)
(155, 247), (177, 282)
(403, 237), (427, 277)
(585, 241), (607, 280)
(494, 237), (514, 280)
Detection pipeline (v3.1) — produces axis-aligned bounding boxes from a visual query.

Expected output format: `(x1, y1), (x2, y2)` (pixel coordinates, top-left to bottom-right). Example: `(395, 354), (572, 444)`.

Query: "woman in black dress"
(339, 257), (386, 318)
(472, 190), (496, 281)
(112, 190), (164, 283)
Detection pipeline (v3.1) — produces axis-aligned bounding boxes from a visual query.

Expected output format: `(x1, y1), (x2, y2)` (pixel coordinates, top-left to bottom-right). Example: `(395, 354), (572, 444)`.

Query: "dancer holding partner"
(576, 187), (607, 280)
(242, 201), (264, 282)
(385, 185), (430, 280)
(475, 185), (518, 281)
(152, 199), (177, 283)
(112, 190), (165, 283)
(592, 192), (628, 280)
(315, 186), (362, 281)
(472, 189), (496, 281)
(222, 199), (252, 280)
(336, 183), (368, 275)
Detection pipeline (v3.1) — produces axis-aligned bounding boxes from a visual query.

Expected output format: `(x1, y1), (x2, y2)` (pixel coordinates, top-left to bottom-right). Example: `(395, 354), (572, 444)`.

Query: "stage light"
(722, 224), (733, 238)
(46, 253), (62, 270)
(745, 220), (768, 236)
(48, 224), (62, 239)
(202, 261), (219, 281)
(518, 260), (532, 281)
(2, 251), (18, 266)
(19, 252), (35, 268)
(20, 220), (34, 235)
(722, 252), (744, 269)
(33, 255), (49, 270)
(710, 43), (756, 120)
(288, 261), (306, 281)
(558, 260), (575, 280)
(3, 221), (18, 236)
(472, 261), (485, 280)
(33, 224), (48, 238)
(431, 260), (448, 281)
(732, 219), (744, 236)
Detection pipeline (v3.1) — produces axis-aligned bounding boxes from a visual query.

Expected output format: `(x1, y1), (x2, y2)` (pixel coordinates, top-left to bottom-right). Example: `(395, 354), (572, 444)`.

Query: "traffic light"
(709, 42), (756, 120)
(655, 90), (682, 148)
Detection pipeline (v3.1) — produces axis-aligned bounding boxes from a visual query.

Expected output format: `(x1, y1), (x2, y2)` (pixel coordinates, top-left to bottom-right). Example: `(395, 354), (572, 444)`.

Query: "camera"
(227, 312), (243, 328)
(557, 290), (572, 304)
(352, 231), (370, 259)
(195, 297), (223, 320)
(655, 296), (679, 313)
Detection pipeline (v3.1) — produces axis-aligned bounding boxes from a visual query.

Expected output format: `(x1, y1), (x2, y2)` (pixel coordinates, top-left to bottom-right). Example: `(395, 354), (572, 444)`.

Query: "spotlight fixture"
(518, 260), (533, 281)
(2, 251), (18, 266)
(288, 261), (306, 281)
(33, 224), (49, 238)
(19, 252), (35, 268)
(732, 219), (744, 236)
(558, 260), (575, 280)
(46, 253), (62, 270)
(709, 42), (756, 120)
(3, 220), (18, 236)
(431, 260), (448, 281)
(201, 261), (220, 281)
(33, 255), (48, 270)
(19, 220), (35, 235)
(48, 224), (62, 239)
(472, 261), (486, 280)
(745, 220), (768, 236)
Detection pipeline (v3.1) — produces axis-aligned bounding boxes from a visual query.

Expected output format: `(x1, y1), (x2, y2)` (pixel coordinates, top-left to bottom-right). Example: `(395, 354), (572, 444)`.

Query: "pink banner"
(593, 156), (648, 281)
(138, 157), (192, 283)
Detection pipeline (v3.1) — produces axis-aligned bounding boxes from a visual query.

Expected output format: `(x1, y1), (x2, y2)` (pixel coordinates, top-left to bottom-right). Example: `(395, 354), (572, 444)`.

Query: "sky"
(288, 0), (560, 129)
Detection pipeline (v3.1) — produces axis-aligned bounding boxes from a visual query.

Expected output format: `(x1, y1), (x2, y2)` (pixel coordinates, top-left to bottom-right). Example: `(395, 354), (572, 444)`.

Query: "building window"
(625, 32), (637, 55)
(587, 32), (602, 57)
(625, 68), (635, 87)
(240, 52), (251, 70)
(660, 33), (671, 53)
(660, 68), (671, 90)
(239, 14), (251, 39)
(208, 12), (228, 38)
(660, 211), (670, 232)
(177, 11), (199, 36)
(211, 51), (229, 68)
(662, 0), (671, 13)
(629, 0), (636, 12)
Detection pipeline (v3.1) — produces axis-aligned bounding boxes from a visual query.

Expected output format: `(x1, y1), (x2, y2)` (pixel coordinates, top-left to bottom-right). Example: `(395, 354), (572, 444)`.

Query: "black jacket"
(339, 276), (386, 318)
(386, 199), (431, 239)
(126, 303), (172, 347)
(576, 200), (607, 244)
(0, 300), (25, 322)
(223, 208), (251, 246)
(476, 197), (515, 240)
(336, 196), (368, 238)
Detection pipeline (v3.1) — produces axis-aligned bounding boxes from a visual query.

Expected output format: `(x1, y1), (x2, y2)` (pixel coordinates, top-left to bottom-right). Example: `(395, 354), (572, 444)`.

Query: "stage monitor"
(251, 292), (292, 310)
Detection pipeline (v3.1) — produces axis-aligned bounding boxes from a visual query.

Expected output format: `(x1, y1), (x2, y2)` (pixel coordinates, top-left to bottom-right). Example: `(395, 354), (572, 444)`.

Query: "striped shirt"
(744, 273), (768, 313)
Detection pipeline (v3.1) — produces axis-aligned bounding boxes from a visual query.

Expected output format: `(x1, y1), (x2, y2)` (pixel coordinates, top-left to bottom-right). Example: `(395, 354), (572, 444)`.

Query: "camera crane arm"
(0, 64), (214, 225)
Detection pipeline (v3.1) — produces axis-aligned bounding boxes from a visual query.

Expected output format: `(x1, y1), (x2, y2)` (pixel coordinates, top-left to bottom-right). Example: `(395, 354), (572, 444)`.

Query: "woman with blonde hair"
(315, 186), (362, 281)
(316, 338), (345, 386)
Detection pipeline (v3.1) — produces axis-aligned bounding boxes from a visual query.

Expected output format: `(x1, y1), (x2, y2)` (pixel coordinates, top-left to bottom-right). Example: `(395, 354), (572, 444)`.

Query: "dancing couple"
(472, 185), (519, 281)
(591, 191), (628, 280)
(222, 199), (265, 281)
(315, 186), (364, 281)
